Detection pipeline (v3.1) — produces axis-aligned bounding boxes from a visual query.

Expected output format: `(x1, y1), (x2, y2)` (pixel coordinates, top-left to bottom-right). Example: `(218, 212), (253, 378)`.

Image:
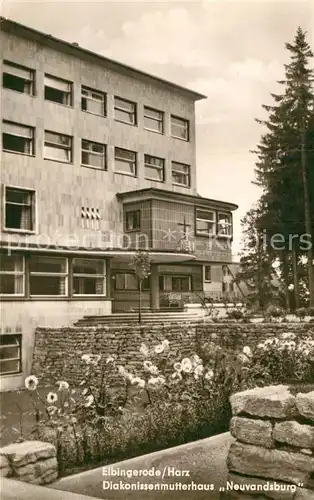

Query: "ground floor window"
(73, 259), (106, 295)
(0, 253), (25, 295)
(159, 275), (191, 292)
(0, 335), (22, 375)
(0, 252), (107, 298)
(114, 273), (150, 291)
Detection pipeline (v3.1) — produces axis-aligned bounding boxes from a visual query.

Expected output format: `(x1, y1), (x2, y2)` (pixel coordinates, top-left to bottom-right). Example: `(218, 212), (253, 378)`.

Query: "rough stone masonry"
(221, 385), (314, 500)
(0, 440), (58, 485)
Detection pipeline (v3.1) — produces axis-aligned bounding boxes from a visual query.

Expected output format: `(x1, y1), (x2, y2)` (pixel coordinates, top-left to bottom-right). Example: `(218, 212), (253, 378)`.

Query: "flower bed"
(10, 330), (314, 477)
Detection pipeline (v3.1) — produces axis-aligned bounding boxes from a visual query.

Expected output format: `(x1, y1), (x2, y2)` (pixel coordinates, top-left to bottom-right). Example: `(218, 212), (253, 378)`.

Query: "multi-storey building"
(0, 18), (239, 390)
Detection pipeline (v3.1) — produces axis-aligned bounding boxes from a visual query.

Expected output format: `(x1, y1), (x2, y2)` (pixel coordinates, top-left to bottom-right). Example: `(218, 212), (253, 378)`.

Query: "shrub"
(296, 307), (314, 318)
(264, 305), (285, 319)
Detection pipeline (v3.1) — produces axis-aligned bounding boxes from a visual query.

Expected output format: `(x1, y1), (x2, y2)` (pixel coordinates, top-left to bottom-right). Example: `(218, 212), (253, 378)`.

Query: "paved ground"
(50, 432), (234, 500)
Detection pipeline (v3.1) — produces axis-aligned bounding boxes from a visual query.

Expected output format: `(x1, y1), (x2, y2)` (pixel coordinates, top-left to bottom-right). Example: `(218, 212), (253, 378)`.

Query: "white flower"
(242, 346), (252, 358)
(82, 388), (89, 396)
(81, 354), (92, 364)
(173, 362), (182, 372)
(91, 354), (101, 366)
(192, 354), (202, 366)
(70, 417), (77, 424)
(63, 402), (69, 408)
(47, 392), (58, 404)
(162, 339), (170, 349)
(56, 381), (69, 391)
(154, 343), (165, 354)
(194, 365), (204, 377)
(25, 375), (39, 391)
(171, 372), (183, 382)
(181, 358), (193, 373)
(47, 405), (57, 415)
(118, 365), (128, 377)
(281, 332), (296, 341)
(204, 370), (214, 381)
(148, 364), (159, 375)
(140, 343), (150, 357)
(84, 395), (94, 407)
(148, 376), (165, 387)
(106, 356), (115, 364)
(143, 361), (153, 371)
(130, 376), (145, 387)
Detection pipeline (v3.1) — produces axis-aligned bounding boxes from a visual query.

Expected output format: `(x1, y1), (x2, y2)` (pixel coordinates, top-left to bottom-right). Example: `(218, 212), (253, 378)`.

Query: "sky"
(2, 0), (313, 258)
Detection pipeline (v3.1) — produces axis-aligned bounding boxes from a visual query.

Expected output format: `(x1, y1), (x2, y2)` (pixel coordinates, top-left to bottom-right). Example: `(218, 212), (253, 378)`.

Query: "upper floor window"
(171, 115), (189, 141)
(125, 210), (141, 231)
(0, 253), (25, 296)
(144, 154), (165, 182)
(5, 187), (35, 232)
(217, 212), (232, 237)
(44, 74), (72, 106)
(2, 121), (34, 155)
(172, 162), (190, 187)
(203, 265), (212, 282)
(81, 140), (106, 170)
(0, 335), (22, 375)
(114, 147), (137, 176)
(29, 255), (68, 296)
(3, 60), (34, 95)
(144, 107), (163, 134)
(44, 131), (72, 163)
(114, 97), (136, 125)
(196, 209), (216, 236)
(81, 86), (106, 116)
(72, 259), (106, 296)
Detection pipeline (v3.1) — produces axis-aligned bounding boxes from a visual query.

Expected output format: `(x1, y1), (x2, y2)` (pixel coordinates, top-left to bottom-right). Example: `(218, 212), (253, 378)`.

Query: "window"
(29, 255), (68, 296)
(44, 74), (72, 106)
(73, 259), (106, 295)
(0, 253), (25, 295)
(114, 97), (136, 125)
(115, 147), (137, 176)
(196, 209), (216, 236)
(203, 265), (212, 282)
(144, 154), (165, 182)
(172, 162), (190, 187)
(81, 140), (106, 170)
(2, 121), (34, 155)
(0, 335), (22, 375)
(5, 187), (35, 231)
(3, 60), (34, 95)
(44, 131), (72, 162)
(159, 275), (191, 292)
(81, 86), (106, 116)
(125, 210), (140, 231)
(144, 107), (163, 133)
(171, 116), (189, 141)
(217, 212), (232, 237)
(115, 273), (138, 290)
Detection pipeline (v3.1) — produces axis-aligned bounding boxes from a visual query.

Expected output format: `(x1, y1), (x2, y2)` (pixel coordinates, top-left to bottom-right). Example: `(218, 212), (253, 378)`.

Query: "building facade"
(0, 18), (239, 389)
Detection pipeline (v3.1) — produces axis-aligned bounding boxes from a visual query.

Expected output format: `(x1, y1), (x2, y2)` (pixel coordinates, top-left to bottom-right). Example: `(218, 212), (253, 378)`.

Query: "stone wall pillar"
(221, 385), (314, 500)
(0, 440), (58, 485)
(150, 264), (160, 310)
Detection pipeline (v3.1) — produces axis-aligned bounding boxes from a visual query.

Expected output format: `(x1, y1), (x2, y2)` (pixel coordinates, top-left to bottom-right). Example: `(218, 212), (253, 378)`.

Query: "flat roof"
(116, 188), (239, 211)
(0, 17), (207, 101)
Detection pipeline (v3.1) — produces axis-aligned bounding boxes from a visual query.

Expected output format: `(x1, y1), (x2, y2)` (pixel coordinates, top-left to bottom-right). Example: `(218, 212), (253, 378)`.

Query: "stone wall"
(0, 440), (58, 485)
(222, 385), (314, 500)
(31, 322), (313, 386)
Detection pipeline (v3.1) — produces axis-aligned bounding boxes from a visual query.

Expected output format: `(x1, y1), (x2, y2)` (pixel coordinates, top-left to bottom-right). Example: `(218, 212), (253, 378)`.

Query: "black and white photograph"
(0, 0), (314, 499)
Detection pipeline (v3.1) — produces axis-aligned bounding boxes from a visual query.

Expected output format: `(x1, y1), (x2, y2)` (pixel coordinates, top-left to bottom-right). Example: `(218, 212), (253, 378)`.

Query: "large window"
(2, 121), (34, 155)
(0, 254), (25, 295)
(0, 335), (22, 375)
(29, 256), (68, 296)
(114, 97), (136, 125)
(196, 209), (216, 236)
(44, 131), (72, 163)
(125, 210), (141, 231)
(203, 265), (212, 283)
(5, 187), (35, 231)
(144, 154), (165, 182)
(115, 273), (138, 290)
(171, 116), (189, 141)
(114, 147), (137, 176)
(81, 140), (106, 170)
(3, 60), (34, 95)
(144, 107), (163, 133)
(159, 275), (191, 292)
(73, 259), (106, 295)
(217, 212), (232, 237)
(44, 74), (72, 106)
(172, 162), (190, 187)
(81, 86), (106, 116)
